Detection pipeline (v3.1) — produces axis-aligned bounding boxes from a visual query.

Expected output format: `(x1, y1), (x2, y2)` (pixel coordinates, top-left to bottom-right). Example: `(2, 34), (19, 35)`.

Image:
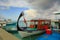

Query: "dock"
(0, 28), (20, 40)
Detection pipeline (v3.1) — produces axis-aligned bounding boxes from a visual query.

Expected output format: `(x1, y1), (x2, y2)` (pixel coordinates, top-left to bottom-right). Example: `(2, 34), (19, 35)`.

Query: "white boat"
(18, 30), (45, 38)
(17, 12), (45, 38)
(0, 21), (6, 27)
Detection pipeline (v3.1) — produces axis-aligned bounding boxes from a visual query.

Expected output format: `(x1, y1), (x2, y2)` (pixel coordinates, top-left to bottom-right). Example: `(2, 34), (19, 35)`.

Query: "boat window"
(35, 21), (38, 24)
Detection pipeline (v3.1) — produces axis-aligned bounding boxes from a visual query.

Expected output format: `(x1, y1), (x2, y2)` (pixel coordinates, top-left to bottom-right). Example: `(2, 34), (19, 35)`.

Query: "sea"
(4, 21), (30, 30)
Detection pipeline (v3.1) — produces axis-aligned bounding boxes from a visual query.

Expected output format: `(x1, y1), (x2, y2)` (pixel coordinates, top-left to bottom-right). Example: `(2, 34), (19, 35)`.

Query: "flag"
(23, 14), (27, 27)
(23, 17), (27, 24)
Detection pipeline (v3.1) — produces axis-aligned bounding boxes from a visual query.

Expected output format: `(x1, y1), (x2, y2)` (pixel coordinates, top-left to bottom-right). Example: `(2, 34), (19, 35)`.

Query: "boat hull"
(18, 30), (45, 38)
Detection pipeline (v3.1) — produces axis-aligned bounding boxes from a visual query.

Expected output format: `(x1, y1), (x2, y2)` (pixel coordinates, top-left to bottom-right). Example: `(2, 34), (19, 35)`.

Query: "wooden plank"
(0, 28), (20, 40)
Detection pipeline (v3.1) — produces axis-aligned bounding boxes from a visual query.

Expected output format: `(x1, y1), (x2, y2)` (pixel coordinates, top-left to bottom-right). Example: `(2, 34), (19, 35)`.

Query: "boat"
(17, 12), (51, 38)
(18, 30), (45, 38)
(0, 19), (6, 27)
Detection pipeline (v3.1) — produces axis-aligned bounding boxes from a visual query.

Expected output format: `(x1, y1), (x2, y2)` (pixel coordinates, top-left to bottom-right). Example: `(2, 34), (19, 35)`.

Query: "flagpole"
(23, 16), (27, 28)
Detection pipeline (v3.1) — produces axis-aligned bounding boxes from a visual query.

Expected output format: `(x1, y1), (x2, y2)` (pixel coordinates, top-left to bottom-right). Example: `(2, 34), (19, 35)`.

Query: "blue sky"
(0, 0), (29, 21)
(0, 6), (28, 21)
(0, 0), (60, 20)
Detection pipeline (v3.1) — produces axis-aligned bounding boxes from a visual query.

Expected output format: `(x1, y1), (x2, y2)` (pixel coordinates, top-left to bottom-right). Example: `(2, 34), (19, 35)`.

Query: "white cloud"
(0, 0), (30, 8)
(0, 0), (60, 19)
(24, 9), (38, 20)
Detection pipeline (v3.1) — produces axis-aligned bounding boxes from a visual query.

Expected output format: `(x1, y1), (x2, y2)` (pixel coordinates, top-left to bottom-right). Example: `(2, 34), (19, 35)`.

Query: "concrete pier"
(0, 28), (20, 40)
